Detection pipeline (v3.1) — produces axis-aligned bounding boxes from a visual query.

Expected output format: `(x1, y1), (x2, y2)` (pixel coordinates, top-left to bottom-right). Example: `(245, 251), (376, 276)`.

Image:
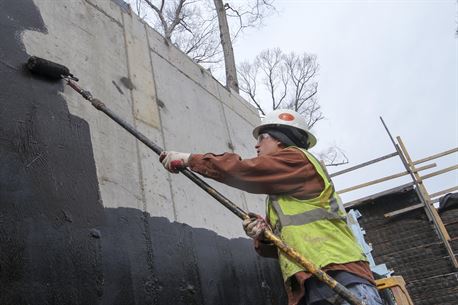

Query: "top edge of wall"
(108, 0), (260, 123)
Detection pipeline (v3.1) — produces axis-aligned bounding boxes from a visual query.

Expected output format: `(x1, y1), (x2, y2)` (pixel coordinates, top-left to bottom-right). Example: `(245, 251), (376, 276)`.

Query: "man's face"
(255, 133), (283, 156)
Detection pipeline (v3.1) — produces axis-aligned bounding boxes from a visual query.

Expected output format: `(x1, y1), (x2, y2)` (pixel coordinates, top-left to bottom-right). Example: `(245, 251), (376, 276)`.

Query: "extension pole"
(67, 78), (364, 305)
(26, 57), (365, 305)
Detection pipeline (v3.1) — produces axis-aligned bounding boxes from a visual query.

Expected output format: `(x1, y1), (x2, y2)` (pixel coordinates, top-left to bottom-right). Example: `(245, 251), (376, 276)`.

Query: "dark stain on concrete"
(120, 76), (135, 90)
(0, 0), (286, 304)
(156, 98), (165, 108)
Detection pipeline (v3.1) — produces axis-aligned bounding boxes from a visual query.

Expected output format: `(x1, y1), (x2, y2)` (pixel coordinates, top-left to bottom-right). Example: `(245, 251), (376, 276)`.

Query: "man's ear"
(277, 141), (286, 148)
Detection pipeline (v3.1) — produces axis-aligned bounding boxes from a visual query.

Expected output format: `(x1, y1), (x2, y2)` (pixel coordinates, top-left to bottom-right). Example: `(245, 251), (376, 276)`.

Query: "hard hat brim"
(252, 123), (317, 149)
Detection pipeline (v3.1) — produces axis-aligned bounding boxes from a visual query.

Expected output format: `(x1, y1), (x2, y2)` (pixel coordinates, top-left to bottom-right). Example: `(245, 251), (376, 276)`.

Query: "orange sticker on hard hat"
(278, 113), (295, 121)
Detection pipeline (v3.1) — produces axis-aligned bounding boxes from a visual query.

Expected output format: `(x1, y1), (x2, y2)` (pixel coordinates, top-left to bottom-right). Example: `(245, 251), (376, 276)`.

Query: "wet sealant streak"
(0, 0), (286, 304)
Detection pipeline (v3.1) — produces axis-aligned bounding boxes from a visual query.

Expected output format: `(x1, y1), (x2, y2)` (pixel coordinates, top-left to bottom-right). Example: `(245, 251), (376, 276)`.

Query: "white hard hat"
(252, 109), (317, 149)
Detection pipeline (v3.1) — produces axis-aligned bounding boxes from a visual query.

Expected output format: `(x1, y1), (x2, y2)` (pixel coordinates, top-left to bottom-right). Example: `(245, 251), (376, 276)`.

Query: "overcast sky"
(234, 0), (458, 202)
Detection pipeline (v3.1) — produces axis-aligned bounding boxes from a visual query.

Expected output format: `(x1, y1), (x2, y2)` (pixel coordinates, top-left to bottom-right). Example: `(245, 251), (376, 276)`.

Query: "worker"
(160, 109), (383, 305)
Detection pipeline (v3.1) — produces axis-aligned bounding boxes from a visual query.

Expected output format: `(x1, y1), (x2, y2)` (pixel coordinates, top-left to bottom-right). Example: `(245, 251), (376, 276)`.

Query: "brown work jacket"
(188, 147), (374, 304)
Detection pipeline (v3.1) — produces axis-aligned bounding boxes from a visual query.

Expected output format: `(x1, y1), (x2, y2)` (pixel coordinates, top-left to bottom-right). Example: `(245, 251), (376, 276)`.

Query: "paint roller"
(27, 56), (78, 81)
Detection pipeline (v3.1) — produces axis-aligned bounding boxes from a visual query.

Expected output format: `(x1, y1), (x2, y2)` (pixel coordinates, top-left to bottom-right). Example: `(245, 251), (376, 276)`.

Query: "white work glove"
(159, 151), (191, 173)
(242, 213), (268, 240)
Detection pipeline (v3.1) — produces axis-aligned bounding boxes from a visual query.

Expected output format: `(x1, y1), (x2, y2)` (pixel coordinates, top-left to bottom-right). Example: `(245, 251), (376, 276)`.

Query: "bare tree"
(133, 0), (221, 64)
(317, 146), (349, 167)
(239, 48), (322, 128)
(239, 48), (347, 166)
(130, 0), (274, 70)
(214, 0), (238, 92)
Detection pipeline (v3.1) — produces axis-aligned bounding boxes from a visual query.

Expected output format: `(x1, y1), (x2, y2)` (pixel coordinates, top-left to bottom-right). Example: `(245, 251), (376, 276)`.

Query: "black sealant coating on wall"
(0, 0), (286, 304)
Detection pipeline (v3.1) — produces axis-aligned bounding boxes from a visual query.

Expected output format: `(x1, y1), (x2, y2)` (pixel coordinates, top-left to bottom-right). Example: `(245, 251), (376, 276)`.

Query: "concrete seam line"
(144, 22), (178, 222)
(121, 10), (147, 213)
(148, 47), (258, 128)
(85, 0), (123, 28)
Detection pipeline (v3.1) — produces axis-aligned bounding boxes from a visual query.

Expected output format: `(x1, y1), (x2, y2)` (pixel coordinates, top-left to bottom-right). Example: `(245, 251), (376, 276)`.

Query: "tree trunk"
(214, 0), (239, 93)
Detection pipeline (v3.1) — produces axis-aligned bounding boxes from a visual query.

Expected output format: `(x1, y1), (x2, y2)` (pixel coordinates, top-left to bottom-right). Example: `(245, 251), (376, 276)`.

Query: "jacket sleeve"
(188, 147), (324, 198)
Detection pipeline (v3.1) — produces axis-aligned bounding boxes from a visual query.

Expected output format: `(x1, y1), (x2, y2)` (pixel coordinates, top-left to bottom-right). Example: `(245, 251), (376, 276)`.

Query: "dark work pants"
(299, 271), (383, 305)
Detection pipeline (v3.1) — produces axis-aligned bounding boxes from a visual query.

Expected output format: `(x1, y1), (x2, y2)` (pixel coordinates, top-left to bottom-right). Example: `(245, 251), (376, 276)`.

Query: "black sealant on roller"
(26, 56), (77, 80)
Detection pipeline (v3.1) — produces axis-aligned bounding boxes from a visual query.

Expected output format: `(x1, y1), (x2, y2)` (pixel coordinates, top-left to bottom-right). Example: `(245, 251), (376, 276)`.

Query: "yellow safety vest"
(266, 147), (367, 282)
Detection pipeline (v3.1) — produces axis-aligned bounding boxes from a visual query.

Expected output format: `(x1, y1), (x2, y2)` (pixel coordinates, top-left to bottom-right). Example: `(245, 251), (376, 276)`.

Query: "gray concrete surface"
(22, 0), (264, 237)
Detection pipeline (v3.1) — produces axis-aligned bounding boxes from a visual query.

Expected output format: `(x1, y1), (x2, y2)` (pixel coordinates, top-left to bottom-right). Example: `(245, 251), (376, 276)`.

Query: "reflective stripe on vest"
(270, 195), (345, 231)
(268, 148), (346, 232)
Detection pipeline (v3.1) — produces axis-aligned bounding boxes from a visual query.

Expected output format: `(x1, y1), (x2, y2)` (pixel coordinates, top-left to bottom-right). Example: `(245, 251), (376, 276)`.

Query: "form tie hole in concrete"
(120, 76), (135, 90)
(90, 229), (101, 239)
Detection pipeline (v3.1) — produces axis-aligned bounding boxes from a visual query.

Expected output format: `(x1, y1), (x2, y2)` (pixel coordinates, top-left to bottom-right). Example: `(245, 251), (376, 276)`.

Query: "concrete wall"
(0, 0), (286, 304)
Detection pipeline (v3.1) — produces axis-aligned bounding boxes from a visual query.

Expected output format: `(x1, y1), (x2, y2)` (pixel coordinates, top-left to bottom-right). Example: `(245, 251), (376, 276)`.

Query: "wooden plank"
(343, 183), (414, 208)
(384, 203), (423, 217)
(397, 136), (457, 268)
(430, 186), (458, 199)
(329, 152), (398, 177)
(413, 147), (458, 165)
(418, 164), (458, 181)
(337, 163), (436, 195)
(384, 198), (439, 218)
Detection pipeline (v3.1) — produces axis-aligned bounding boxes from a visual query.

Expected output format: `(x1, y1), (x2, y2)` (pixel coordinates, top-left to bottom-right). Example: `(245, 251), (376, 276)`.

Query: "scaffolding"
(329, 117), (458, 269)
